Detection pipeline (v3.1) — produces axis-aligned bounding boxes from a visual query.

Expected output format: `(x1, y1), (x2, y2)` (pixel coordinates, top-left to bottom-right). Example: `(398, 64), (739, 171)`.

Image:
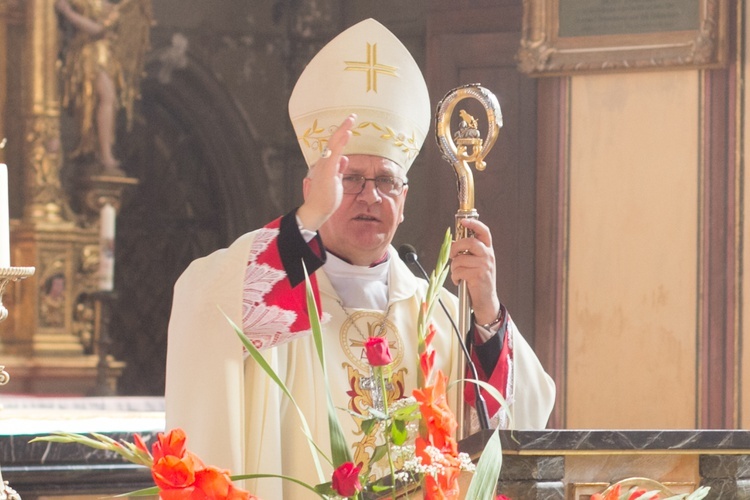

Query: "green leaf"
(230, 473), (325, 497)
(416, 228), (453, 387)
(390, 403), (420, 421)
(224, 310), (329, 481)
(303, 263), (352, 468)
(31, 432), (153, 467)
(390, 419), (409, 446)
(370, 443), (388, 464)
(366, 406), (388, 420)
(360, 418), (379, 435)
(664, 487), (711, 500)
(31, 433), (109, 450)
(464, 426), (502, 500)
(313, 481), (336, 496)
(113, 486), (159, 497)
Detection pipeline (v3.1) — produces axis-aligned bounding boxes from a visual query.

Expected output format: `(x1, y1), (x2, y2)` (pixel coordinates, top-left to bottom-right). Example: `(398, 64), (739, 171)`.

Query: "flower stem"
(378, 367), (397, 498)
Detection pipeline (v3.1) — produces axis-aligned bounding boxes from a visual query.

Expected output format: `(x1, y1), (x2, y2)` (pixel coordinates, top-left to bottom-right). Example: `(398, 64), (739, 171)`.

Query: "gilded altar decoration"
(38, 254), (66, 327)
(56, 0), (153, 173)
(25, 114), (71, 223)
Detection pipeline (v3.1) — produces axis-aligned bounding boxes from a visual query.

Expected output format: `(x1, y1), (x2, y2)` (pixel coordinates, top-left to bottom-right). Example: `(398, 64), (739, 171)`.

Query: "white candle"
(98, 203), (116, 290)
(0, 164), (9, 268)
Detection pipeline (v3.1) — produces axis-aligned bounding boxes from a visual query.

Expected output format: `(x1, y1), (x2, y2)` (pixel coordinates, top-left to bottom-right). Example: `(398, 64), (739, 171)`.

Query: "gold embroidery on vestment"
(343, 363), (408, 479)
(339, 310), (403, 371)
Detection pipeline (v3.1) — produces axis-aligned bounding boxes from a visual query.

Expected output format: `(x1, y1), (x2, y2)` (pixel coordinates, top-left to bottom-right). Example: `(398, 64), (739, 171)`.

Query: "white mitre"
(289, 18), (430, 172)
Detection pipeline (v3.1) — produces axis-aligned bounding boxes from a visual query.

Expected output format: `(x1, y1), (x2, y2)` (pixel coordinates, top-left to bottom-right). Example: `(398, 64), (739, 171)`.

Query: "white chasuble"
(166, 224), (556, 500)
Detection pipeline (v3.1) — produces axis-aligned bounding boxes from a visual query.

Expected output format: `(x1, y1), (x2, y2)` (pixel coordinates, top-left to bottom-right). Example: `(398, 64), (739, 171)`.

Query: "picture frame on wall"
(517, 0), (728, 77)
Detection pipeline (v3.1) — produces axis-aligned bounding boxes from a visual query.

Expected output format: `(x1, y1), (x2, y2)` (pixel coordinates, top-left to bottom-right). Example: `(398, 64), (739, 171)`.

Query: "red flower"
(148, 429), (256, 500)
(150, 430), (205, 491)
(364, 336), (392, 366)
(591, 484), (622, 500)
(133, 433), (150, 455)
(331, 462), (363, 497)
(420, 349), (436, 381)
(413, 371), (458, 454)
(425, 323), (437, 348)
(627, 489), (650, 500)
(152, 428), (189, 461)
(422, 465), (460, 499)
(413, 368), (462, 499)
(420, 324), (438, 381)
(496, 495), (513, 500)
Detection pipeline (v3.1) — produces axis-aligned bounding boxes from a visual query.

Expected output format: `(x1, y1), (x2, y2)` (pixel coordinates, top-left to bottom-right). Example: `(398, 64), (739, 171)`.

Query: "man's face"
(318, 155), (408, 266)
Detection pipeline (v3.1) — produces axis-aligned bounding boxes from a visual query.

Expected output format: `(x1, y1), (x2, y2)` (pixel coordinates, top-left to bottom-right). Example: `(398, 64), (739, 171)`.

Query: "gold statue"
(56, 0), (153, 174)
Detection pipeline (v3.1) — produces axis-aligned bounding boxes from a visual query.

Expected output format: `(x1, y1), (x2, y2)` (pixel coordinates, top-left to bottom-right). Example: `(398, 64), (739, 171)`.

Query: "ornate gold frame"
(518, 0), (728, 76)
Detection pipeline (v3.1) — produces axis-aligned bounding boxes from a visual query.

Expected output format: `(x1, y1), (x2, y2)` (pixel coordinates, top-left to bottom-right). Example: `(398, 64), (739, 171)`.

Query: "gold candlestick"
(0, 266), (33, 500)
(0, 267), (35, 324)
(0, 267), (36, 387)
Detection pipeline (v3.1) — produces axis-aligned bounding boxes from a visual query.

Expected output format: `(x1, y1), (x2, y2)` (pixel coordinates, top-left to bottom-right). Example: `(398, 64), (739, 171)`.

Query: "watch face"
(339, 310), (403, 371)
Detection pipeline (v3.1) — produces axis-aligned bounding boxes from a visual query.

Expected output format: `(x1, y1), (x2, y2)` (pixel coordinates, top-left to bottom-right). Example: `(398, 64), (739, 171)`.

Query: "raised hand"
(298, 114), (356, 232)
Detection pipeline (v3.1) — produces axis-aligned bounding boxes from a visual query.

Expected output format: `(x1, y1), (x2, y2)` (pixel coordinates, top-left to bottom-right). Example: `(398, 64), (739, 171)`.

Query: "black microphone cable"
(398, 244), (491, 431)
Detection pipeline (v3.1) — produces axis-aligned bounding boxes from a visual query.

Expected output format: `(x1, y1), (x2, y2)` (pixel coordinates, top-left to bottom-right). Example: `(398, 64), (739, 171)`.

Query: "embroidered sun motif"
(339, 310), (403, 371)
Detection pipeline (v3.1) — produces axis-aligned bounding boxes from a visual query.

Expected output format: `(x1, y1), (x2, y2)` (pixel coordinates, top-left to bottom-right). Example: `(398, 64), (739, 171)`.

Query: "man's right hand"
(297, 114), (356, 232)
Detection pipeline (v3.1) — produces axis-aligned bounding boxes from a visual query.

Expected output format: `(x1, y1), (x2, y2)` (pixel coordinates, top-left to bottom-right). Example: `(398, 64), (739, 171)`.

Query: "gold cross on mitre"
(344, 43), (398, 92)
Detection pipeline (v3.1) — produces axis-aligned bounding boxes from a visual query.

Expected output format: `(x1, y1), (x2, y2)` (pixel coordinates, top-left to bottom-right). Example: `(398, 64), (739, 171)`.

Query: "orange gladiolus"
(152, 453), (200, 490)
(413, 371), (458, 454)
(591, 484), (622, 500)
(628, 490), (650, 500)
(147, 428), (256, 500)
(420, 348), (435, 380)
(133, 433), (150, 456)
(413, 367), (462, 499)
(153, 428), (189, 461)
(425, 323), (437, 349)
(421, 463), (460, 500)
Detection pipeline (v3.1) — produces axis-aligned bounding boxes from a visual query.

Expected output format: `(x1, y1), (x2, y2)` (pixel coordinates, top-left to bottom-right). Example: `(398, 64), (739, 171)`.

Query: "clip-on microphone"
(398, 244), (491, 431)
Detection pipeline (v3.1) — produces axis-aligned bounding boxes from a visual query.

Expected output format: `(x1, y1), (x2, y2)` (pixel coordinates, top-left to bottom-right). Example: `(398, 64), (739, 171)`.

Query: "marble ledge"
(0, 431), (160, 464)
(5, 429), (750, 464)
(460, 429), (750, 456)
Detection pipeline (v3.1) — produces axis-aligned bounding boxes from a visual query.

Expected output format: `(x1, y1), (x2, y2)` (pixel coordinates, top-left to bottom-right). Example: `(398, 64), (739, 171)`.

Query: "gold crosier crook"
(435, 83), (502, 439)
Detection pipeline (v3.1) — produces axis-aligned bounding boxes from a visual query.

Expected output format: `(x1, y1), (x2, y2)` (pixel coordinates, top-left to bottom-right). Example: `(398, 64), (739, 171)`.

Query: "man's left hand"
(449, 218), (501, 334)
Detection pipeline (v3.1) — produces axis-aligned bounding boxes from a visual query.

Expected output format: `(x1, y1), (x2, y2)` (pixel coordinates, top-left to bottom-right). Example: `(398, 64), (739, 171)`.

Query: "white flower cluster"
(390, 443), (416, 461)
(457, 452), (476, 472)
(399, 446), (476, 480)
(390, 396), (417, 410)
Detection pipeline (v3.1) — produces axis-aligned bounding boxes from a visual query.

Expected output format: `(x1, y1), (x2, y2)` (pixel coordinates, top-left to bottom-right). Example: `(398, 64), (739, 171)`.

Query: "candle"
(98, 203), (116, 290)
(0, 164), (9, 267)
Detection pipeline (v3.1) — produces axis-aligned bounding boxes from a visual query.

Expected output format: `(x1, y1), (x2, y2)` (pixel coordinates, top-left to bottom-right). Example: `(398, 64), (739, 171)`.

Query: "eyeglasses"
(342, 175), (407, 197)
